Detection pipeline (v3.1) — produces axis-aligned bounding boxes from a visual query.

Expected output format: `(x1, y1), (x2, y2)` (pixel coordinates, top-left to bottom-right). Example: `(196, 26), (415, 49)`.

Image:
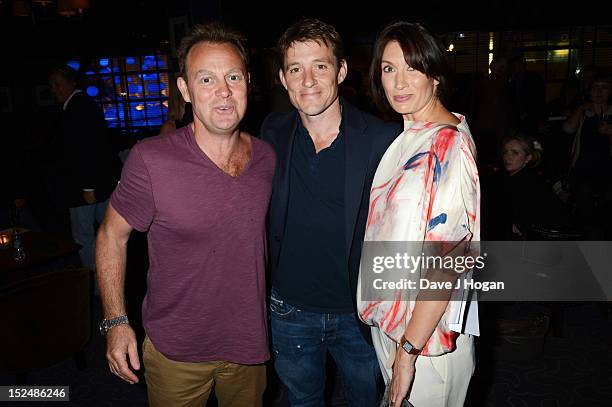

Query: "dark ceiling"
(1, 0), (607, 58)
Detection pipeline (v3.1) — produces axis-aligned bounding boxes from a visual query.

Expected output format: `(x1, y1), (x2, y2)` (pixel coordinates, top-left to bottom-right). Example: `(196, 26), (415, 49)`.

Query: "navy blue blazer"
(261, 100), (401, 341)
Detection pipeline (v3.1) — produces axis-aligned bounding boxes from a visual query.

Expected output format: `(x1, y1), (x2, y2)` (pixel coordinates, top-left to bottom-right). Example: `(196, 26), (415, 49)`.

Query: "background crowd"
(1, 2), (611, 406)
(3, 54), (611, 242)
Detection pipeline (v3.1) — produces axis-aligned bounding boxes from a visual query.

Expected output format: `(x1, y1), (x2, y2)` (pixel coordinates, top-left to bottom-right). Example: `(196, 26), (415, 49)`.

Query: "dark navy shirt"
(274, 119), (352, 313)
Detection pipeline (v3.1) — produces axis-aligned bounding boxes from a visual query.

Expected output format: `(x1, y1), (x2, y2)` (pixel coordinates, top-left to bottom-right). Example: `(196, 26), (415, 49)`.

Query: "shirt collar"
(296, 100), (346, 139)
(63, 89), (82, 110)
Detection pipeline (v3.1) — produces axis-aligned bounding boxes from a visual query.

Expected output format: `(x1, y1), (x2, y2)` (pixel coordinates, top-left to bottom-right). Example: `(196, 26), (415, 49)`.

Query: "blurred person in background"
(48, 65), (121, 275)
(563, 69), (612, 239)
(160, 72), (192, 135)
(482, 132), (572, 240)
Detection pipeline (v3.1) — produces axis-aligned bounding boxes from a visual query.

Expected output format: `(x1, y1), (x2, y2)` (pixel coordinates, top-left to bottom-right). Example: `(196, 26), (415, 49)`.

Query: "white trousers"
(372, 327), (475, 407)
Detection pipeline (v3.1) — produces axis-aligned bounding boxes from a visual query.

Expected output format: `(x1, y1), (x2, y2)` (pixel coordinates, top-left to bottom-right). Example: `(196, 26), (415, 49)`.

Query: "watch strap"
(400, 336), (422, 355)
(100, 315), (129, 336)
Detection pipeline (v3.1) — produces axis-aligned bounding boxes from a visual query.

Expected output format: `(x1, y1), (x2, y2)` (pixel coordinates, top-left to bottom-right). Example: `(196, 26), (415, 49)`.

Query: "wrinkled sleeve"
(424, 127), (479, 247)
(110, 145), (155, 232)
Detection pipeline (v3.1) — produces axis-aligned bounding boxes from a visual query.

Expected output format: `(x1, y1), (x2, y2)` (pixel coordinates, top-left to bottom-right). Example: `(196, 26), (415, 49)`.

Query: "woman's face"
(503, 139), (531, 175)
(380, 41), (438, 119)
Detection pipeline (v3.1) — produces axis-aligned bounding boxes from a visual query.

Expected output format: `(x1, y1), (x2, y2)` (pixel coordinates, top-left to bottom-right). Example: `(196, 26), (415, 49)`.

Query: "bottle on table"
(12, 229), (26, 262)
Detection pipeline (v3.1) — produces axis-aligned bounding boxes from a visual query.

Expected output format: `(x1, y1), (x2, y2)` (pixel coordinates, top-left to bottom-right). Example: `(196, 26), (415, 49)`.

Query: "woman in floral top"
(357, 22), (480, 407)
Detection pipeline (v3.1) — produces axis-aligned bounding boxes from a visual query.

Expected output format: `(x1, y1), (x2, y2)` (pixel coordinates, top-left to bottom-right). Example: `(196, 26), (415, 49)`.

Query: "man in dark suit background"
(49, 66), (120, 278)
(261, 19), (401, 406)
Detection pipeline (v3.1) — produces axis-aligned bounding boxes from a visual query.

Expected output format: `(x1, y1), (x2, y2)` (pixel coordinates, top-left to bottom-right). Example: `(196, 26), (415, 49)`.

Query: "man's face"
(49, 73), (76, 104)
(177, 42), (248, 135)
(279, 40), (347, 117)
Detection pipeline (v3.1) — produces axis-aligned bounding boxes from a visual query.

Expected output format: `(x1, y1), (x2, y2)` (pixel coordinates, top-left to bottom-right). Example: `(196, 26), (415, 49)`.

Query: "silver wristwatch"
(99, 315), (129, 336)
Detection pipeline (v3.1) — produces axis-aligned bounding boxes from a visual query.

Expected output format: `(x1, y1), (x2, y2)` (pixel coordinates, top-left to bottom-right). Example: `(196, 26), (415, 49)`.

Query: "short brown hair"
(369, 21), (452, 113)
(177, 22), (248, 81)
(277, 18), (344, 70)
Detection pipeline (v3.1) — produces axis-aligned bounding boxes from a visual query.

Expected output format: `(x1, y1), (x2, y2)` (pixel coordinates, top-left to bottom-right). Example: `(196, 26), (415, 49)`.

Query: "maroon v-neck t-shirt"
(111, 125), (275, 364)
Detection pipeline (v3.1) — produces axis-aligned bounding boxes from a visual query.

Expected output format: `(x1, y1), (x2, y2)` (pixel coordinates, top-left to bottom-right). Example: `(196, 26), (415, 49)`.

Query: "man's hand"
(390, 348), (418, 407)
(105, 324), (140, 384)
(83, 191), (97, 205)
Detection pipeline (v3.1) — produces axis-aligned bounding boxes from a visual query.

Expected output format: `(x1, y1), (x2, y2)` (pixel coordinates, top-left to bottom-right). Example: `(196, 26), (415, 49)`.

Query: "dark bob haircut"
(369, 21), (452, 113)
(277, 18), (345, 71)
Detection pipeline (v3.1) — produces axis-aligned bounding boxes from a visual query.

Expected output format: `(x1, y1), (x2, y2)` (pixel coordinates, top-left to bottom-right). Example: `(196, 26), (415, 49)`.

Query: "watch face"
(401, 339), (421, 355)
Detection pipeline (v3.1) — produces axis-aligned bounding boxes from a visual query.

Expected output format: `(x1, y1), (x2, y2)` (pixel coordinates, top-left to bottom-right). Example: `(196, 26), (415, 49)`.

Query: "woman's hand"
(580, 102), (594, 115)
(390, 347), (418, 407)
(563, 103), (592, 133)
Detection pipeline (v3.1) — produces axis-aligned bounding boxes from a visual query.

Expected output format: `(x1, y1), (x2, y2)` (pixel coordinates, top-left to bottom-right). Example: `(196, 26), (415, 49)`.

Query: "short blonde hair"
(502, 133), (542, 168)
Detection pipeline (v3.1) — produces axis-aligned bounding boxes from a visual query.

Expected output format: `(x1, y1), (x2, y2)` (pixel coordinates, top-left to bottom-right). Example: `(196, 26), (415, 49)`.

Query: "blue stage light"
(67, 60), (80, 71)
(86, 86), (99, 97)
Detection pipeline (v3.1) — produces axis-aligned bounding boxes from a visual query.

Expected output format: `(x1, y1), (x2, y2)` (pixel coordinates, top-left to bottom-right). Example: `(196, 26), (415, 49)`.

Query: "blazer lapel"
(277, 111), (299, 231)
(343, 102), (372, 255)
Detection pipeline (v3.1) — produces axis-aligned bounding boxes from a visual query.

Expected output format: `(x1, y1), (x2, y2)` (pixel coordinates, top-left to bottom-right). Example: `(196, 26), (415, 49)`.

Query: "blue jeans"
(69, 199), (108, 271)
(270, 288), (380, 407)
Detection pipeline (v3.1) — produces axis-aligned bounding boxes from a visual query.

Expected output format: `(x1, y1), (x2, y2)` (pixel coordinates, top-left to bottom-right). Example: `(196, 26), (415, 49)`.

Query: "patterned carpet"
(2, 302), (610, 406)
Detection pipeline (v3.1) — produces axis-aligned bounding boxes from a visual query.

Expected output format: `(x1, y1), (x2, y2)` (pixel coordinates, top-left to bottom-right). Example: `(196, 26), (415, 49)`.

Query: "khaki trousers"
(143, 336), (266, 407)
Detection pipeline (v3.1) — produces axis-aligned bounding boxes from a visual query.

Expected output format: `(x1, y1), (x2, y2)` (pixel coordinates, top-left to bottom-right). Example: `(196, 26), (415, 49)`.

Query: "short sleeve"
(110, 145), (155, 232)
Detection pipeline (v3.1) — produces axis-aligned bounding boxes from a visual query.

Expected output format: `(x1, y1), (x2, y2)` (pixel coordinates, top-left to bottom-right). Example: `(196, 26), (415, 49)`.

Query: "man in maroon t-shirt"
(95, 22), (275, 407)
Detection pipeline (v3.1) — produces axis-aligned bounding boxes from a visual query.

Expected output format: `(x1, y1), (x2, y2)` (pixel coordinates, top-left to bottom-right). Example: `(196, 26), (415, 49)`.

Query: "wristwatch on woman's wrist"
(400, 336), (422, 355)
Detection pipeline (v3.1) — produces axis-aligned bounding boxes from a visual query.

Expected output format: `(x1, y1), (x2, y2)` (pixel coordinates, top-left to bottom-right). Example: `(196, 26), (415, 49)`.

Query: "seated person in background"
(483, 133), (570, 239)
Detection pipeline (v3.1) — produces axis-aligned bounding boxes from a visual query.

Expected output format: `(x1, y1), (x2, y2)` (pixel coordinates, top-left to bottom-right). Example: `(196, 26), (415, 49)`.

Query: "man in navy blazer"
(261, 19), (400, 407)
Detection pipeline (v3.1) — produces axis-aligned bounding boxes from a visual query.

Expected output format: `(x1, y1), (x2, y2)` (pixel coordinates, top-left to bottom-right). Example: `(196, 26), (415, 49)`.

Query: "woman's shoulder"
(426, 113), (470, 137)
(428, 121), (475, 158)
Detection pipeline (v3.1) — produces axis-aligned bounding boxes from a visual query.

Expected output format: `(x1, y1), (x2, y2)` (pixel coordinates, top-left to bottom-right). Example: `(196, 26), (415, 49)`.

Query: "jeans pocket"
(270, 289), (296, 318)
